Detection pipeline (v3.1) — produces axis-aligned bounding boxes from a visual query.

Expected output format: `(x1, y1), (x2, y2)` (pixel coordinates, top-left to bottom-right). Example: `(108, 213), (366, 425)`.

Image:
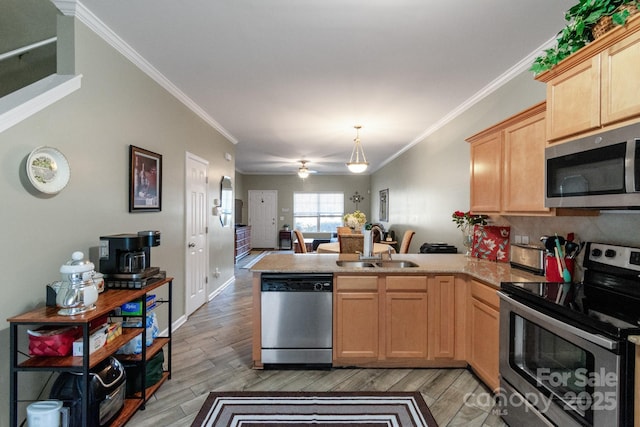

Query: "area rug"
(191, 391), (438, 427)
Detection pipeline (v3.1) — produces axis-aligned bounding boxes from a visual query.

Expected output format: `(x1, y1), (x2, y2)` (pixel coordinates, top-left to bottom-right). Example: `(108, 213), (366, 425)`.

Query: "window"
(293, 192), (344, 233)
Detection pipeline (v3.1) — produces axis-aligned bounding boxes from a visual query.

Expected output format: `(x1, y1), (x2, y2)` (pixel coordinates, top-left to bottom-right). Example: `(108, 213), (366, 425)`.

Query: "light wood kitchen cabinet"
(334, 274), (468, 367)
(468, 279), (500, 392)
(468, 102), (549, 215)
(334, 275), (379, 361)
(384, 276), (428, 359)
(537, 15), (640, 141)
(467, 103), (596, 217)
(469, 131), (502, 213)
(502, 106), (550, 214)
(428, 275), (456, 360)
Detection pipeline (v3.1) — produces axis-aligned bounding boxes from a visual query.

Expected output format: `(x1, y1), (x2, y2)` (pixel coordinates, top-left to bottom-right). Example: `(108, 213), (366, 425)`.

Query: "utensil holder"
(545, 255), (574, 282)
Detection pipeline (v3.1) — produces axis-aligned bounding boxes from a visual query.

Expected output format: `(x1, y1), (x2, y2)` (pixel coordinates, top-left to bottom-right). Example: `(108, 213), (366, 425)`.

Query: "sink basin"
(375, 260), (419, 268)
(336, 260), (376, 268)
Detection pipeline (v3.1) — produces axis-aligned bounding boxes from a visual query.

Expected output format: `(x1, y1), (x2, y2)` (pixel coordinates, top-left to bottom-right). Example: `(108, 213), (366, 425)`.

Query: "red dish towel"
(471, 225), (511, 262)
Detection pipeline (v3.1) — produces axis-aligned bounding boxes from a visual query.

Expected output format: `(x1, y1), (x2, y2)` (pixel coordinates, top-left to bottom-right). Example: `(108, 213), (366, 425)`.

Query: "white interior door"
(185, 152), (209, 316)
(248, 190), (278, 249)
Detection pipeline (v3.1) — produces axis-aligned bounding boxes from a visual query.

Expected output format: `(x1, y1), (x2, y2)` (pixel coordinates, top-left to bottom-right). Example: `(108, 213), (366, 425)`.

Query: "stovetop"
(500, 281), (640, 339)
(501, 242), (640, 340)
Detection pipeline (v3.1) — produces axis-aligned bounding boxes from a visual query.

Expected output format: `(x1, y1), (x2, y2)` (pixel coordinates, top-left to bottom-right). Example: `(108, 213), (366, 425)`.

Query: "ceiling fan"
(297, 160), (317, 178)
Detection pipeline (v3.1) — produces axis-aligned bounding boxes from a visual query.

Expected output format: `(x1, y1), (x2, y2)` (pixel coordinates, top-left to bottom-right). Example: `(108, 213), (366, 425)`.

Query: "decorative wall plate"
(26, 146), (70, 194)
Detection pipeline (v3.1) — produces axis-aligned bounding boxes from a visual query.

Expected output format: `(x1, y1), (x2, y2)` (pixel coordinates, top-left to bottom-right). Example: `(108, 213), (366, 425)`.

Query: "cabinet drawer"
(470, 280), (499, 309)
(336, 276), (378, 291)
(385, 276), (427, 292)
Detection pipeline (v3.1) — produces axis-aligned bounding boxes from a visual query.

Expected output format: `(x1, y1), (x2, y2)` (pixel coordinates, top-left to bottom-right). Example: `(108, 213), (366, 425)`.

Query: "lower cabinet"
(468, 279), (500, 391)
(334, 274), (462, 366)
(429, 275), (457, 360)
(384, 276), (428, 359)
(334, 275), (379, 361)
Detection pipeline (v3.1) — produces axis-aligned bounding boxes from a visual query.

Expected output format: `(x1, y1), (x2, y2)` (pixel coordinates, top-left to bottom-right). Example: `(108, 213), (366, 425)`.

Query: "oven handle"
(498, 291), (619, 351)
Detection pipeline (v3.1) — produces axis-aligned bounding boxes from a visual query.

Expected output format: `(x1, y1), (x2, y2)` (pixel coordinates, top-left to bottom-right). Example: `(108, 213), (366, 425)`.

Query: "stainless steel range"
(498, 242), (640, 427)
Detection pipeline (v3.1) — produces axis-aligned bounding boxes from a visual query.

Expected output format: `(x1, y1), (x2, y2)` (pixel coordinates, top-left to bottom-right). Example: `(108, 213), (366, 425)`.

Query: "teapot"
(55, 251), (99, 316)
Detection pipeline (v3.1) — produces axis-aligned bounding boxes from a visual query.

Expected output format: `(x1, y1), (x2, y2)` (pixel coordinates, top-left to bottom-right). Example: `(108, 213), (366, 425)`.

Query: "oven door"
(498, 292), (623, 427)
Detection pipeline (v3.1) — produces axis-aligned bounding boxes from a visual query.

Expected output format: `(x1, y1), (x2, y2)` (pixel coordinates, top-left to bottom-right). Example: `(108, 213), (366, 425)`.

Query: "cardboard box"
(118, 294), (156, 316)
(73, 324), (108, 356)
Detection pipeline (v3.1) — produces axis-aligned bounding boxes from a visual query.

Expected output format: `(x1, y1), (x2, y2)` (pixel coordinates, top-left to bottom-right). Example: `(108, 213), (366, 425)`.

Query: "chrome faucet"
(360, 225), (384, 260)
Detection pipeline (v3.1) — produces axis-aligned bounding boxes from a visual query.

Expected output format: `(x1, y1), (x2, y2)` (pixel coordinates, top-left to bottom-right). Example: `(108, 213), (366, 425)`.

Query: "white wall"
(0, 19), (235, 426)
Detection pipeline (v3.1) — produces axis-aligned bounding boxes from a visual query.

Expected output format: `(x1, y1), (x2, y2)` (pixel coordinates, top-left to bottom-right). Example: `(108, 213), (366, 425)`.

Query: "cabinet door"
(429, 275), (455, 359)
(385, 291), (428, 359)
(468, 280), (500, 391)
(503, 110), (550, 214)
(470, 132), (502, 213)
(601, 30), (640, 125)
(546, 56), (601, 141)
(334, 276), (379, 361)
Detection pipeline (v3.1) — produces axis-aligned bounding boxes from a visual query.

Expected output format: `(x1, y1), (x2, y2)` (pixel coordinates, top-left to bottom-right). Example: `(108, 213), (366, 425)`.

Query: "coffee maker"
(99, 230), (162, 289)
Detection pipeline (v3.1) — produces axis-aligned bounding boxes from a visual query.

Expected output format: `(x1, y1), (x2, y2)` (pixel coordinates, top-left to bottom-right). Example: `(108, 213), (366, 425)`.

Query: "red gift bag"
(471, 225), (511, 262)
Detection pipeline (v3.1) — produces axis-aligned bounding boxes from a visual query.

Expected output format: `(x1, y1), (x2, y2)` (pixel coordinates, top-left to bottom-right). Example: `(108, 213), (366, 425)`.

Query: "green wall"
(0, 19), (235, 425)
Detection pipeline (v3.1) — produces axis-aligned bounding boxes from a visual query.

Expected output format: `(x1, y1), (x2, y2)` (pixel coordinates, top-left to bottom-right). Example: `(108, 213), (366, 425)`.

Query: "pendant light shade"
(298, 160), (310, 179)
(346, 125), (369, 173)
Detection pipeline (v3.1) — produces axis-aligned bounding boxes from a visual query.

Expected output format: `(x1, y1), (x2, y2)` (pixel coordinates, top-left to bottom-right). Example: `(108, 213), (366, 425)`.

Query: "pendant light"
(298, 160), (310, 179)
(346, 125), (369, 173)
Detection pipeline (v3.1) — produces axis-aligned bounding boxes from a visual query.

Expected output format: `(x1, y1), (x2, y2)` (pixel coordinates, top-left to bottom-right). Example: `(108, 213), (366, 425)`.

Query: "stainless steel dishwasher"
(261, 273), (333, 365)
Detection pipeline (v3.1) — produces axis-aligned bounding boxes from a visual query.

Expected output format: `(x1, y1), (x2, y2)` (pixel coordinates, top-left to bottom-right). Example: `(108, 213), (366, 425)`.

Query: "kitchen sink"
(375, 260), (419, 268)
(335, 260), (419, 268)
(335, 260), (376, 268)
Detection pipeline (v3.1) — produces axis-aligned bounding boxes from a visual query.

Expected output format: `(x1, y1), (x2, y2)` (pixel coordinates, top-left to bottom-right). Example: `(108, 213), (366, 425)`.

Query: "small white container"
(26, 400), (69, 427)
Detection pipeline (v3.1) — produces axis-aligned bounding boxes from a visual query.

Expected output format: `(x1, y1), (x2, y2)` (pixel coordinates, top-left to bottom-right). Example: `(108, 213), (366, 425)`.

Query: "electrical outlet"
(522, 235), (530, 244)
(214, 267), (220, 278)
(514, 235), (522, 244)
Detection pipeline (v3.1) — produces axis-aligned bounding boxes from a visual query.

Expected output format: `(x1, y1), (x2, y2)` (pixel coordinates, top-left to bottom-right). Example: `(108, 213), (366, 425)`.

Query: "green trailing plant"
(531, 0), (640, 74)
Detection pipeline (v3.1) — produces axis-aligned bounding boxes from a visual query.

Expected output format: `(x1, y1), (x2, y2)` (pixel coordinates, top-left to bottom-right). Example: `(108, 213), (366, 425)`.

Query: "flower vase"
(461, 225), (474, 256)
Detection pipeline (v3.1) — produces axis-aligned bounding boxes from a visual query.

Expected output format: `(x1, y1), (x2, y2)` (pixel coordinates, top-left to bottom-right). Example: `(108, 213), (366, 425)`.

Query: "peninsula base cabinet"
(333, 274), (465, 367)
(467, 279), (500, 392)
(334, 275), (379, 362)
(384, 276), (428, 359)
(8, 278), (173, 427)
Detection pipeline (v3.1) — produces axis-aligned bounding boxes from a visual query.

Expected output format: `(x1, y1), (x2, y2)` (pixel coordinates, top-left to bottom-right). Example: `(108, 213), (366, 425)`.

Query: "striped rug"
(191, 391), (438, 427)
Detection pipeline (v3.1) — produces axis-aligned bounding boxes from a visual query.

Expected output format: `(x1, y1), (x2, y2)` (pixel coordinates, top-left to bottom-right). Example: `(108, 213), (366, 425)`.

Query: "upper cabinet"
(536, 15), (640, 142)
(467, 102), (551, 215)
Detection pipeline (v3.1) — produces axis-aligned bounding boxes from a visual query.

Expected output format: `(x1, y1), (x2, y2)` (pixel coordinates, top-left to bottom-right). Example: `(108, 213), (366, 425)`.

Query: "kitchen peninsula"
(250, 253), (541, 391)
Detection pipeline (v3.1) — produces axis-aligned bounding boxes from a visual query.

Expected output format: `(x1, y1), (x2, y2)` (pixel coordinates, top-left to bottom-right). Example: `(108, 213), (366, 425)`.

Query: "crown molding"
(50, 0), (78, 16)
(73, 1), (238, 144)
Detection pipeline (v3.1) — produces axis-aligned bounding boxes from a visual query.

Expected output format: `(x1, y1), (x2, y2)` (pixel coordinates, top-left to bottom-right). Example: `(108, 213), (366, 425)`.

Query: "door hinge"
(205, 176), (208, 184)
(206, 226), (208, 233)
(205, 276), (208, 284)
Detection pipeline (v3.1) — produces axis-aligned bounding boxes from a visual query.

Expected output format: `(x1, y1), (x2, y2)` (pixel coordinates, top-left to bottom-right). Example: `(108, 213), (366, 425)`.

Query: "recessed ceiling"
(79, 0), (574, 175)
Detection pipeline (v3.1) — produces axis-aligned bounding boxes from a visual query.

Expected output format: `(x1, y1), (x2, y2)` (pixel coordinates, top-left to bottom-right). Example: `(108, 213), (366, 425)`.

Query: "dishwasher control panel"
(261, 273), (333, 292)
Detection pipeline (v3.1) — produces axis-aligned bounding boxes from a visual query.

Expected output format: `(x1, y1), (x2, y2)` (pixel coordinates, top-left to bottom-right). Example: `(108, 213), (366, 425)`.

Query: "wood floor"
(127, 261), (508, 427)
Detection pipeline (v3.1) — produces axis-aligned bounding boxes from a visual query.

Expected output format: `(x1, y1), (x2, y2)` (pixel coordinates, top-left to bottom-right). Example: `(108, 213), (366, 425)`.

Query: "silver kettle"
(55, 251), (99, 316)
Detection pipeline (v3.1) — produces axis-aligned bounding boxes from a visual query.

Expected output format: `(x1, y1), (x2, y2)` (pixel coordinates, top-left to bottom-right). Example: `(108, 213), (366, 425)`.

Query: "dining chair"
(399, 230), (415, 254)
(338, 234), (364, 254)
(294, 229), (307, 253)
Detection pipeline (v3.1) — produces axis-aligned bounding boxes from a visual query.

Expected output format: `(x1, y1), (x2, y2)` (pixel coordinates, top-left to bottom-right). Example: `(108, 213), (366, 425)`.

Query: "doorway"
(185, 152), (209, 316)
(248, 190), (278, 249)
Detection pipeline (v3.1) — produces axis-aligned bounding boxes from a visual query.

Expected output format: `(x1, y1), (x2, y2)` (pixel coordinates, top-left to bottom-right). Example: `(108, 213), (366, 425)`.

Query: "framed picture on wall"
(379, 188), (389, 222)
(129, 145), (162, 212)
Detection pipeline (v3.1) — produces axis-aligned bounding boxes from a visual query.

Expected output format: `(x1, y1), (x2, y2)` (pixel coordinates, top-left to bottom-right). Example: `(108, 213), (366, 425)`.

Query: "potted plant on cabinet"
(531, 0), (640, 74)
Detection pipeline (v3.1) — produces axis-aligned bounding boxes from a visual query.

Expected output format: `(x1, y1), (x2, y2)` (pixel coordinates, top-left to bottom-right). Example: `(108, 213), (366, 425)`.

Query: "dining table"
(316, 242), (396, 254)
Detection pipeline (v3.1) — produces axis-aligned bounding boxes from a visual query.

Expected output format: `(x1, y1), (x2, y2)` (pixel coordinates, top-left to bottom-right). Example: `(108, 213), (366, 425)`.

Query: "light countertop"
(250, 253), (544, 288)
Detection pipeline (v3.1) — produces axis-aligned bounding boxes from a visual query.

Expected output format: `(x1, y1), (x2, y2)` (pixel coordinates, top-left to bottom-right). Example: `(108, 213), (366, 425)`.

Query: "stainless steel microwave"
(545, 123), (640, 208)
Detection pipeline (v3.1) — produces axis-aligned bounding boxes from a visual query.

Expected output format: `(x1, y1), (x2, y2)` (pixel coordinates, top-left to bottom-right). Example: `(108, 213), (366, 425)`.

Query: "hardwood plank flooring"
(127, 264), (507, 427)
